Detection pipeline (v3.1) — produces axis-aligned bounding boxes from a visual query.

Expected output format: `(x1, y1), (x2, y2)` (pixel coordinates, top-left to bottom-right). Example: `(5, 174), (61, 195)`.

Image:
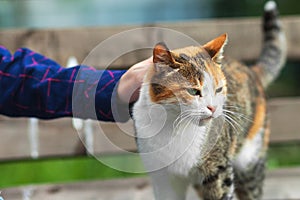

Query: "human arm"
(0, 46), (127, 121)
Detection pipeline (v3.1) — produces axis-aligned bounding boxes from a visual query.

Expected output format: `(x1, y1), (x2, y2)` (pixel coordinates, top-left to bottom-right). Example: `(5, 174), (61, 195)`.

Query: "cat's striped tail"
(252, 1), (287, 88)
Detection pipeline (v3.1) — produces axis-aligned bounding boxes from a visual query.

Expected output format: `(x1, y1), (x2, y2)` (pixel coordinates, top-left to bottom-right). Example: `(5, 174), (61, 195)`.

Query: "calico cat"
(133, 1), (286, 200)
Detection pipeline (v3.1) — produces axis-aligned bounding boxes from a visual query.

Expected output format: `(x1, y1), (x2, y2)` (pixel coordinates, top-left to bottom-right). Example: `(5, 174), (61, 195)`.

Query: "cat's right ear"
(153, 42), (175, 65)
(203, 33), (228, 64)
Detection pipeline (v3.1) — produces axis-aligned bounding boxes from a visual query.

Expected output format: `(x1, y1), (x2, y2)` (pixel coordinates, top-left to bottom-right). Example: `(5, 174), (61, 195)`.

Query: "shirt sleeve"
(0, 46), (129, 122)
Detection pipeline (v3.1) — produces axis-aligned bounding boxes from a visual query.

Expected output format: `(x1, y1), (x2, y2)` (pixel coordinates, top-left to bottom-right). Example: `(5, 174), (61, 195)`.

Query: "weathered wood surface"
(2, 167), (300, 200)
(0, 16), (300, 69)
(267, 97), (300, 143)
(0, 97), (299, 160)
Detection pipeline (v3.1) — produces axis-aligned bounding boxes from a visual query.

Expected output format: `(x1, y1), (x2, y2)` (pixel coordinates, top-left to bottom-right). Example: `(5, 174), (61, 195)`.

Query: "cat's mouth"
(202, 116), (212, 121)
(188, 116), (213, 126)
(198, 116), (212, 125)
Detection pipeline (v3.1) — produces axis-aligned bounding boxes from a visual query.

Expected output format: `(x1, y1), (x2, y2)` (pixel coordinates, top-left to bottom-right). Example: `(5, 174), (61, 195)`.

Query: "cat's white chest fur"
(133, 86), (207, 177)
(166, 123), (206, 177)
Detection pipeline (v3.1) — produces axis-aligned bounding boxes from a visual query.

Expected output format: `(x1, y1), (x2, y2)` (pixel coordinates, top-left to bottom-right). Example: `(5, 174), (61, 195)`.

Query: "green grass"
(0, 142), (300, 188)
(267, 142), (300, 169)
(0, 155), (145, 189)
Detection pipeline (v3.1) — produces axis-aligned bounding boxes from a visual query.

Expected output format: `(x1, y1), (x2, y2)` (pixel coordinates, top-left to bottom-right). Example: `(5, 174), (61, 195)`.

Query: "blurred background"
(0, 0), (300, 29)
(0, 0), (300, 195)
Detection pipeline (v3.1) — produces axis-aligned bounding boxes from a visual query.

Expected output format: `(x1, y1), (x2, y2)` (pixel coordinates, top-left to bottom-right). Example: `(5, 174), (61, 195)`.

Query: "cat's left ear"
(153, 42), (175, 65)
(203, 33), (228, 64)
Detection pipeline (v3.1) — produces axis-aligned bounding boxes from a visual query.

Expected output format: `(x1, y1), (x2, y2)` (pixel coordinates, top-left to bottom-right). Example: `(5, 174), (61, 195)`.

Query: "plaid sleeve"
(0, 46), (128, 122)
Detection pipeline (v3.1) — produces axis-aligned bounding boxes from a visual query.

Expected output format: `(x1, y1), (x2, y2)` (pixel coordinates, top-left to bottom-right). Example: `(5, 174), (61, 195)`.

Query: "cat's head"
(147, 34), (228, 123)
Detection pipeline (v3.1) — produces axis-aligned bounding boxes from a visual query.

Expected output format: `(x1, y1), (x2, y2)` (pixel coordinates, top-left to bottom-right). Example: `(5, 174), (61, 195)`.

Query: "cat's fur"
(133, 1), (286, 200)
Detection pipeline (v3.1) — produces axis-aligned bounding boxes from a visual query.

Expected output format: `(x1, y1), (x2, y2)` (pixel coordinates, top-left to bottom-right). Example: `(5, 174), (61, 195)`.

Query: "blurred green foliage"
(212, 0), (300, 18)
(267, 61), (300, 97)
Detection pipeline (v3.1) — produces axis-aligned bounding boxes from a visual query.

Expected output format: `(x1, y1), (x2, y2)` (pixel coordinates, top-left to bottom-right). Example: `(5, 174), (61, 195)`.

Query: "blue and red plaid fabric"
(0, 46), (127, 122)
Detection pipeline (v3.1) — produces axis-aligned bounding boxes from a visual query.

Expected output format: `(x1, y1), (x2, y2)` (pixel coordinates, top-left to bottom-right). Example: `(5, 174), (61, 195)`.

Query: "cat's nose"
(207, 105), (216, 113)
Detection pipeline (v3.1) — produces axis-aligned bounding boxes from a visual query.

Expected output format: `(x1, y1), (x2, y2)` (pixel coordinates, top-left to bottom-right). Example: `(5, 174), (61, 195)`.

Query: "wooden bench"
(0, 16), (300, 199)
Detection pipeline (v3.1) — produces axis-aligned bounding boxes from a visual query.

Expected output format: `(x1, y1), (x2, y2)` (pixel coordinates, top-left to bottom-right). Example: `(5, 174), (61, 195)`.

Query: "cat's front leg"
(149, 168), (189, 200)
(195, 160), (234, 200)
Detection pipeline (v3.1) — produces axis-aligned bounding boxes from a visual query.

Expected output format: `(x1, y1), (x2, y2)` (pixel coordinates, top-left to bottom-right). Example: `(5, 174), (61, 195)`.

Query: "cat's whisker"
(225, 114), (244, 131)
(223, 105), (241, 109)
(223, 109), (253, 123)
(173, 109), (205, 130)
(223, 105), (246, 113)
(224, 116), (240, 135)
(223, 113), (244, 135)
(173, 111), (190, 125)
(225, 112), (253, 125)
(222, 105), (253, 123)
(174, 115), (194, 137)
(173, 112), (193, 130)
(224, 117), (239, 135)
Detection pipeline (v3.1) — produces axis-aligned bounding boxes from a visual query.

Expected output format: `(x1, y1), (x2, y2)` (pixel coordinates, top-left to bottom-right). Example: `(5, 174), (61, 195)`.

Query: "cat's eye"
(186, 88), (202, 96)
(216, 87), (223, 93)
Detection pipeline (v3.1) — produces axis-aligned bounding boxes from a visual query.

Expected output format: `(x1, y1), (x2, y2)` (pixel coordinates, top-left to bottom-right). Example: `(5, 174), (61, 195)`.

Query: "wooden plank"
(0, 97), (299, 161)
(2, 167), (300, 199)
(0, 117), (81, 160)
(268, 97), (300, 143)
(0, 16), (299, 69)
(0, 117), (137, 160)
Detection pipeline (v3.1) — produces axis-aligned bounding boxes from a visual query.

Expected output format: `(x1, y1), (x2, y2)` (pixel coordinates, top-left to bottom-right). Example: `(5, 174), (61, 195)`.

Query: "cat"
(133, 1), (286, 200)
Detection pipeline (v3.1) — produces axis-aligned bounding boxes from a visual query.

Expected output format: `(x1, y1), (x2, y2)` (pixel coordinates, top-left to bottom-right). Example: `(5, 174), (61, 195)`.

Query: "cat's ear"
(203, 33), (228, 64)
(153, 42), (175, 65)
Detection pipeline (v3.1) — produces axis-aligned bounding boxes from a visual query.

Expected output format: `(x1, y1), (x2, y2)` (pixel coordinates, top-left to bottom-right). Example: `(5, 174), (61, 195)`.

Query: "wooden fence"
(1, 16), (300, 68)
(0, 97), (299, 161)
(0, 15), (300, 199)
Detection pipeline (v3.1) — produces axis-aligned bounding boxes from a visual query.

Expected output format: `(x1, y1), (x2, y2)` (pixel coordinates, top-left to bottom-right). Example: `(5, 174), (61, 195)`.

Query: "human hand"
(117, 57), (152, 104)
